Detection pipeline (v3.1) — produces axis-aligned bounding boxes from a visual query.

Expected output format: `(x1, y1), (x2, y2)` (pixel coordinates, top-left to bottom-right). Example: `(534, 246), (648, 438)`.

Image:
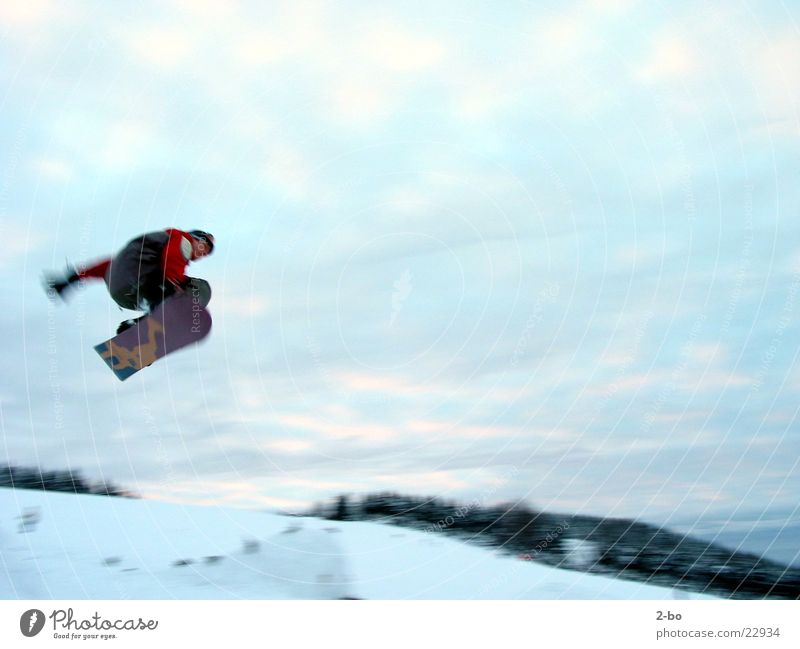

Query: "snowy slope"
(0, 488), (712, 599)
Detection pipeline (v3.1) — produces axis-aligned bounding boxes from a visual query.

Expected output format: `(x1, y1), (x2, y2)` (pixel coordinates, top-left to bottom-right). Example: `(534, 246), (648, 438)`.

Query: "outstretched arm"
(77, 258), (111, 280)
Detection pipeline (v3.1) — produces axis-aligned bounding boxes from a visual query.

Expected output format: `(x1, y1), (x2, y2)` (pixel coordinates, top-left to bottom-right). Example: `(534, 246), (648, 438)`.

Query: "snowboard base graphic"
(94, 294), (212, 381)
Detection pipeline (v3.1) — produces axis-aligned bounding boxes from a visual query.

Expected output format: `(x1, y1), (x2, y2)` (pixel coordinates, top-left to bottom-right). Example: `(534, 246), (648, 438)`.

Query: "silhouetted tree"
(0, 464), (135, 498)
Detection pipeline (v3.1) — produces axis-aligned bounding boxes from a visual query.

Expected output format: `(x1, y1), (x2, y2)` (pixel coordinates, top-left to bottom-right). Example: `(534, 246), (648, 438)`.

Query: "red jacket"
(76, 228), (199, 296)
(161, 228), (194, 286)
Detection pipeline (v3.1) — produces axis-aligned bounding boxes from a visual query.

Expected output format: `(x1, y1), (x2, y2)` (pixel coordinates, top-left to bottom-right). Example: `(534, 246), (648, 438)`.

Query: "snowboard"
(94, 293), (212, 381)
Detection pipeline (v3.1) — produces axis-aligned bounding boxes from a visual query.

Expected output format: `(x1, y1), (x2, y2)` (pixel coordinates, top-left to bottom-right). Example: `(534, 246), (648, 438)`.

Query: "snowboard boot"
(43, 265), (81, 302)
(116, 315), (147, 335)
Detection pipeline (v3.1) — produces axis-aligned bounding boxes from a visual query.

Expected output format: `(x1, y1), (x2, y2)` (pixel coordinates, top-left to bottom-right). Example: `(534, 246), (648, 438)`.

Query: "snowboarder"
(44, 228), (215, 334)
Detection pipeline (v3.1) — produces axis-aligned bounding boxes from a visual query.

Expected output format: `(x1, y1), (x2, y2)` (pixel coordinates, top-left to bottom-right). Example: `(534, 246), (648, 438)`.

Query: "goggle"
(192, 233), (214, 253)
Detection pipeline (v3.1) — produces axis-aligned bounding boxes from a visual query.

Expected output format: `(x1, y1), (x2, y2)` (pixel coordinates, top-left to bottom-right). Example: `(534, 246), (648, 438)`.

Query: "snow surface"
(0, 488), (712, 599)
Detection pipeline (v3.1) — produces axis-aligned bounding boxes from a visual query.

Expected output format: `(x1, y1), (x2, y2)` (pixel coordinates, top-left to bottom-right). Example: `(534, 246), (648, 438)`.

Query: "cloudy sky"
(1, 1), (798, 540)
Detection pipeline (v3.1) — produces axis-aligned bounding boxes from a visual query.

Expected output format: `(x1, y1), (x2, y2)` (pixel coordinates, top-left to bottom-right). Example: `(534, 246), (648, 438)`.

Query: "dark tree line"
(316, 492), (569, 554)
(311, 492), (800, 600)
(0, 464), (136, 498)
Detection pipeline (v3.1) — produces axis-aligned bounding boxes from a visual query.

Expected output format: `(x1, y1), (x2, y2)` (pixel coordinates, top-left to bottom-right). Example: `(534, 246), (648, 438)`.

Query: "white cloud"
(232, 377), (268, 409)
(500, 7), (621, 116)
(215, 293), (270, 317)
(360, 21), (448, 73)
(282, 477), (363, 492)
(124, 26), (195, 68)
(749, 117), (800, 140)
(262, 145), (312, 200)
(169, 0), (237, 22)
(534, 12), (588, 63)
(144, 480), (308, 509)
(265, 438), (312, 453)
(614, 241), (671, 268)
(680, 369), (753, 392)
(375, 470), (467, 490)
(32, 158), (74, 183)
(0, 0), (55, 26)
(0, 219), (46, 269)
(277, 412), (397, 442)
(329, 79), (395, 127)
(236, 33), (295, 67)
(520, 8), (604, 78)
(589, 0), (637, 13)
(751, 33), (800, 123)
(453, 78), (512, 121)
(311, 18), (450, 127)
(333, 371), (426, 397)
(636, 35), (700, 82)
(98, 120), (156, 170)
(233, 1), (325, 69)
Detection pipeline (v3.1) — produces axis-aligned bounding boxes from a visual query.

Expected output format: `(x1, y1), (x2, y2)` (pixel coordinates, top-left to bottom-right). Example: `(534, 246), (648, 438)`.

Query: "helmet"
(189, 230), (215, 254)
